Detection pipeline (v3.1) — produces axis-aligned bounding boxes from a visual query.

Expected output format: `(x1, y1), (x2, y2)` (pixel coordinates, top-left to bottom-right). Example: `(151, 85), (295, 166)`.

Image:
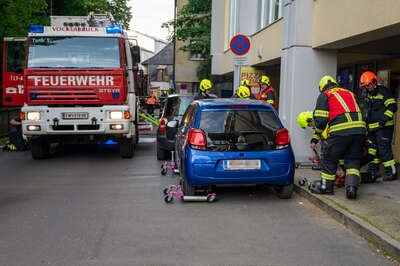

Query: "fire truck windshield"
(27, 37), (121, 68)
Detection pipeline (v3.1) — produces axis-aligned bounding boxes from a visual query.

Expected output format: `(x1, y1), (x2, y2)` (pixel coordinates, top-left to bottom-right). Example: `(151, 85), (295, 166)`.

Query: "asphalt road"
(0, 137), (392, 266)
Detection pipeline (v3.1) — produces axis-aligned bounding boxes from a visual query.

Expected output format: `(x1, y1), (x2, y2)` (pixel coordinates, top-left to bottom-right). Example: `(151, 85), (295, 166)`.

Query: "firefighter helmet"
(359, 71), (378, 88)
(236, 86), (251, 99)
(200, 79), (212, 92)
(319, 75), (338, 92)
(259, 75), (271, 86)
(240, 79), (251, 87)
(297, 111), (313, 129)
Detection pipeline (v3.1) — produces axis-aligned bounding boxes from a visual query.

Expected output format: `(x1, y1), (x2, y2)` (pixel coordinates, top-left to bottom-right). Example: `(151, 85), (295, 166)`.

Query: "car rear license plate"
(62, 112), (89, 120)
(223, 159), (261, 170)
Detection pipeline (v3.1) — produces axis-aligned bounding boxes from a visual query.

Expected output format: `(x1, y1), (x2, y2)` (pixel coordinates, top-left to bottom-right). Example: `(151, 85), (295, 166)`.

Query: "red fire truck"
(2, 13), (141, 159)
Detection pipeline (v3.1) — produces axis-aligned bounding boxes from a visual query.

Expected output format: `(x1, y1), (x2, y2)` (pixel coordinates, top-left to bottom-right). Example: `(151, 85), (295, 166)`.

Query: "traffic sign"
(230, 34), (251, 56)
(233, 55), (249, 66)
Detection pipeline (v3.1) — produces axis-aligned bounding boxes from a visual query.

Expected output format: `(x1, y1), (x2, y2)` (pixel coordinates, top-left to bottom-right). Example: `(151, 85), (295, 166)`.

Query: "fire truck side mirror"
(130, 46), (141, 64)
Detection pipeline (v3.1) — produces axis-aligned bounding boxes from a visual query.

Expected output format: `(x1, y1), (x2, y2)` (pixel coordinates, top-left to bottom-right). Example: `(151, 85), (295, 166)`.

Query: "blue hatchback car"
(175, 98), (295, 199)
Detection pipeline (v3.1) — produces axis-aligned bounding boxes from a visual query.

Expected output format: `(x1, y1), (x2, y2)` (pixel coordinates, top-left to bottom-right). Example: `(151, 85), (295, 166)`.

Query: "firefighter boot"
(368, 163), (381, 181)
(346, 186), (357, 199)
(383, 165), (397, 181)
(309, 180), (334, 195)
(345, 172), (359, 199)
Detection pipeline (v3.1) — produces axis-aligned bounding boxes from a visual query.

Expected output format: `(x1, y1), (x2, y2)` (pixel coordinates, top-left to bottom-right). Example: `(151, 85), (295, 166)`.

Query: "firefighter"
(146, 92), (156, 115)
(259, 75), (277, 109)
(297, 111), (314, 129)
(310, 76), (366, 199)
(360, 71), (398, 181)
(233, 85), (256, 99)
(240, 79), (251, 89)
(297, 111), (346, 186)
(194, 79), (214, 100)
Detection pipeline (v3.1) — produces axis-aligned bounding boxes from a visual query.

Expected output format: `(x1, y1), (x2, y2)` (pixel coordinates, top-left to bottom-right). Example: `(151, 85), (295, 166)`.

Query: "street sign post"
(230, 34), (251, 94)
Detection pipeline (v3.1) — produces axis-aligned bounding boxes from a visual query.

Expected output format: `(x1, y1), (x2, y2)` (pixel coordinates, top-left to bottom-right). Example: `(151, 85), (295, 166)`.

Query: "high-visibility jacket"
(260, 86), (277, 109)
(146, 96), (156, 105)
(313, 85), (366, 137)
(366, 85), (397, 131)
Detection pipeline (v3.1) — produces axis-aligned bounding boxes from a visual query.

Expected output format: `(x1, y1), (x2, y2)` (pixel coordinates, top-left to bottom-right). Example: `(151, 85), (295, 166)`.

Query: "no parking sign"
(230, 34), (251, 90)
(230, 34), (251, 56)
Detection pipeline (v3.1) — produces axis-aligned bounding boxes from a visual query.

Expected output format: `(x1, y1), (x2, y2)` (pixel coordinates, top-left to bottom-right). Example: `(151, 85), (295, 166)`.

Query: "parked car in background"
(175, 98), (295, 199)
(156, 94), (193, 160)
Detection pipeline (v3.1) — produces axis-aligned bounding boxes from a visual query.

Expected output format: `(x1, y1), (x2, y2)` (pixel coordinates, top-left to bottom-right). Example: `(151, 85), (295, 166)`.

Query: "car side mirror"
(130, 45), (141, 64)
(167, 120), (178, 128)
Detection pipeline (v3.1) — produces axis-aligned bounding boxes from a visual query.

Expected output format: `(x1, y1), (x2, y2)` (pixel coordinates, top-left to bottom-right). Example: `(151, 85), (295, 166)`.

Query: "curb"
(294, 183), (400, 260)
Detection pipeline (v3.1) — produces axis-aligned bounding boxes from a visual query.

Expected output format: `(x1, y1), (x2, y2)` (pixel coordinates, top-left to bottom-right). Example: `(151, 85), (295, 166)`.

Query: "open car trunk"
(199, 109), (281, 151)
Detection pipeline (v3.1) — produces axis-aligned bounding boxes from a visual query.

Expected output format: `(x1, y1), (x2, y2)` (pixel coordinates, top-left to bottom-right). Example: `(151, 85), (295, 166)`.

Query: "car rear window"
(199, 110), (281, 151)
(164, 97), (193, 117)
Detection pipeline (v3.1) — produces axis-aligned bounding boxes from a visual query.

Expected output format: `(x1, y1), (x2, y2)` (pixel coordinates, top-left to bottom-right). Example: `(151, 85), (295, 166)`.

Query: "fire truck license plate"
(62, 112), (89, 120)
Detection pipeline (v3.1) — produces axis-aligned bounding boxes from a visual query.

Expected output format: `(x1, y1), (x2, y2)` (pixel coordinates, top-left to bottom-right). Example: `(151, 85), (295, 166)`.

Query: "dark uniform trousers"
(320, 135), (363, 188)
(368, 126), (395, 171)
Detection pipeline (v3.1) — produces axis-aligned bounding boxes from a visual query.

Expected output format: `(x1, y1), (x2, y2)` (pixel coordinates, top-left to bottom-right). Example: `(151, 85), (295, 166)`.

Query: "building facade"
(211, 0), (400, 162)
(174, 0), (202, 94)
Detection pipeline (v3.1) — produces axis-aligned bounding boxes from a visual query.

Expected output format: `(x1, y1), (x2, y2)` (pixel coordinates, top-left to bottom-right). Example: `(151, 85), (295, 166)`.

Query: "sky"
(129, 0), (175, 41)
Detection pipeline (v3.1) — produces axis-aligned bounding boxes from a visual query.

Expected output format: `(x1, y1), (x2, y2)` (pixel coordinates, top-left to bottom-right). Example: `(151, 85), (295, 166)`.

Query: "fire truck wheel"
(30, 138), (49, 160)
(120, 137), (134, 158)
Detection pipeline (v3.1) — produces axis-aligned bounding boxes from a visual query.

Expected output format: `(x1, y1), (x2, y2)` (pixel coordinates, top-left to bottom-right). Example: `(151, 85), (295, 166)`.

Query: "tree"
(0, 0), (48, 95)
(0, 0), (48, 38)
(163, 0), (212, 79)
(47, 0), (132, 29)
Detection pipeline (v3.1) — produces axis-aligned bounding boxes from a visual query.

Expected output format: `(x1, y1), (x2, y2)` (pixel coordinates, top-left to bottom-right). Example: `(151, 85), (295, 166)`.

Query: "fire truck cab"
(3, 13), (141, 159)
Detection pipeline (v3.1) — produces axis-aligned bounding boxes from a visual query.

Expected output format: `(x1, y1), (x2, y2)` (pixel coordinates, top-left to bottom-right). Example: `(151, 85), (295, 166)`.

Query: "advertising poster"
(240, 67), (265, 97)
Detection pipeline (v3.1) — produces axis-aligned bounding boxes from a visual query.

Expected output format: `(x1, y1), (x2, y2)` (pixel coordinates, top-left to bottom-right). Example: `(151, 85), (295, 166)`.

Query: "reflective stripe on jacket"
(366, 85), (397, 131)
(313, 86), (366, 137)
(260, 86), (277, 109)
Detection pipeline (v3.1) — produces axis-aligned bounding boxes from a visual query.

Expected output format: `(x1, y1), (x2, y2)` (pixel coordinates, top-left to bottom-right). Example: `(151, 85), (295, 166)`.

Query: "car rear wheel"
(156, 145), (167, 160)
(182, 177), (195, 196)
(274, 183), (293, 199)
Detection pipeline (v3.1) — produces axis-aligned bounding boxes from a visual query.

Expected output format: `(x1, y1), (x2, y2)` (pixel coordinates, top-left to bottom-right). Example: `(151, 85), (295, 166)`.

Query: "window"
(6, 40), (25, 73)
(27, 37), (120, 68)
(165, 96), (193, 117)
(199, 110), (281, 151)
(229, 0), (238, 40)
(180, 104), (196, 127)
(257, 0), (283, 30)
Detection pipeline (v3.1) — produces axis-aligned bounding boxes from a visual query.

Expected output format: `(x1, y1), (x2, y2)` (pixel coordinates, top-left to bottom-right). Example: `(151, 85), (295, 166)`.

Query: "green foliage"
(47, 0), (132, 29)
(109, 0), (132, 30)
(0, 0), (48, 38)
(163, 0), (212, 79)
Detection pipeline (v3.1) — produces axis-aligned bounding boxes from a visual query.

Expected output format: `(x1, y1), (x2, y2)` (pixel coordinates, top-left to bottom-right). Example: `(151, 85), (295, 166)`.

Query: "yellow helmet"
(236, 86), (251, 99)
(259, 75), (271, 86)
(240, 79), (251, 87)
(200, 79), (212, 92)
(319, 75), (338, 92)
(297, 111), (313, 129)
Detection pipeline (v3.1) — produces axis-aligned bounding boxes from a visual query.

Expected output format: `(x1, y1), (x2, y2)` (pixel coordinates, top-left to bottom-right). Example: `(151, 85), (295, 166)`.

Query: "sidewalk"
(295, 168), (400, 261)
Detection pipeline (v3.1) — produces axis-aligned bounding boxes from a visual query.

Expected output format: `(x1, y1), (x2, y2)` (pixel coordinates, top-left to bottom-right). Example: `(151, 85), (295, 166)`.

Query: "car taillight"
(159, 118), (168, 132)
(188, 129), (206, 150)
(276, 128), (290, 149)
